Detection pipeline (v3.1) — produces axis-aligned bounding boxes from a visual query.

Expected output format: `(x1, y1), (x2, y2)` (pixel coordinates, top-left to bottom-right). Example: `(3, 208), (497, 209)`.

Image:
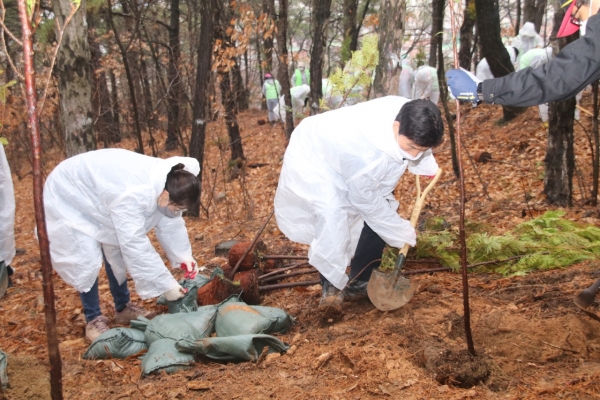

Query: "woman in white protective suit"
(0, 143), (16, 296)
(44, 149), (200, 341)
(274, 97), (444, 319)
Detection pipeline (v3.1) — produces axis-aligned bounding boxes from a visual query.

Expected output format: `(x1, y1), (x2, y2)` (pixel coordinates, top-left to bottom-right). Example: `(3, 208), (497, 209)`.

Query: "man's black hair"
(395, 99), (444, 148)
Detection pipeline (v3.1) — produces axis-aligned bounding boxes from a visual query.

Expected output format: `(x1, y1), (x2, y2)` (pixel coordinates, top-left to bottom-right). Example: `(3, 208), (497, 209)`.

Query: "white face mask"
(398, 146), (423, 161)
(157, 191), (185, 218)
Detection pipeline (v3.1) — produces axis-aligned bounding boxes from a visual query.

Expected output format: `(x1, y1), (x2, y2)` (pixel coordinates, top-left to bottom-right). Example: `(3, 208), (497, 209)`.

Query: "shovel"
(367, 168), (443, 311)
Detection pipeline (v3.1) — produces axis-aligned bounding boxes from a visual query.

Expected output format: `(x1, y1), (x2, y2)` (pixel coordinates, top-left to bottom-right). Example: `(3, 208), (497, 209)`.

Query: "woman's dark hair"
(395, 99), (444, 148)
(164, 163), (200, 210)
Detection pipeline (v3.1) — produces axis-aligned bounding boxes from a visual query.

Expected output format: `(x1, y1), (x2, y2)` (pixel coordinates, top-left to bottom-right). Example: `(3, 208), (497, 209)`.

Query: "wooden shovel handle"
(399, 168), (443, 257)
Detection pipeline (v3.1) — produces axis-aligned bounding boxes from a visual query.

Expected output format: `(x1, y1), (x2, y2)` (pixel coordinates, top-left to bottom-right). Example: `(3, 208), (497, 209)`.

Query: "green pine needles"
(381, 211), (600, 276)
(322, 34), (379, 110)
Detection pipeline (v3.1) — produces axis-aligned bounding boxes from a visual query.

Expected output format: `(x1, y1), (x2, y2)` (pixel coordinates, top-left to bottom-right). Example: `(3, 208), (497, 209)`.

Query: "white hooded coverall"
(0, 143), (16, 266)
(413, 66), (440, 104)
(274, 96), (439, 289)
(44, 149), (200, 299)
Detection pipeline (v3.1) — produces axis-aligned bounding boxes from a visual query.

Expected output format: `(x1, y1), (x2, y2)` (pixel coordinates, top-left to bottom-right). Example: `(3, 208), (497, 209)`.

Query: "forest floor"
(1, 95), (600, 399)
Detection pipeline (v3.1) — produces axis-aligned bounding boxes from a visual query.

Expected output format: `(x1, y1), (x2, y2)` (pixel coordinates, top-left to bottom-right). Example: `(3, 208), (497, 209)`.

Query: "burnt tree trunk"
(475, 0), (525, 121)
(545, 3), (576, 206)
(373, 0), (406, 97)
(458, 0), (475, 70)
(309, 0), (332, 114)
(428, 0), (444, 68)
(190, 0), (218, 205)
(275, 0), (294, 139)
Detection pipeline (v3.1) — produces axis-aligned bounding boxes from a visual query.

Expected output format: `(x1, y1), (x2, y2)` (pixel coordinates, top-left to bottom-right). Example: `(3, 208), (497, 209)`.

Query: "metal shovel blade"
(367, 268), (417, 311)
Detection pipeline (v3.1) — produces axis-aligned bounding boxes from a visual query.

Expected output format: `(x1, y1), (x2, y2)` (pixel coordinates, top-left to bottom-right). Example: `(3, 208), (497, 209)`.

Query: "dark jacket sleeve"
(481, 13), (600, 107)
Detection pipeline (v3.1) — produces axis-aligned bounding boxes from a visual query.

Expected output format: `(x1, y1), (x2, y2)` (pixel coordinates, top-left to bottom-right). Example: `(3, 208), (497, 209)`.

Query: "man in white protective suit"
(0, 143), (16, 297)
(44, 149), (201, 341)
(274, 97), (444, 318)
(413, 65), (440, 104)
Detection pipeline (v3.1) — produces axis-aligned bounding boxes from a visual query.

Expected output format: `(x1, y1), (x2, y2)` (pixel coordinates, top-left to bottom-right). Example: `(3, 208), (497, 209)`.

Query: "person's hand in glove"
(180, 260), (198, 280)
(164, 284), (187, 301)
(445, 68), (482, 106)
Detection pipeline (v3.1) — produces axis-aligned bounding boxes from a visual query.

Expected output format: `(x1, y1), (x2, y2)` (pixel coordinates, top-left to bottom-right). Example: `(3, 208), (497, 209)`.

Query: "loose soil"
(1, 96), (600, 399)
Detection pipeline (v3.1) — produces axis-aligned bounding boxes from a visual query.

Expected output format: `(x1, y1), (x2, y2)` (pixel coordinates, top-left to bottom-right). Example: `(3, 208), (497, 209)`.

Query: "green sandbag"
(145, 305), (217, 345)
(251, 306), (294, 334)
(176, 334), (289, 362)
(0, 350), (8, 389)
(83, 328), (148, 360)
(141, 339), (194, 376)
(130, 315), (151, 332)
(215, 297), (293, 337)
(156, 275), (210, 313)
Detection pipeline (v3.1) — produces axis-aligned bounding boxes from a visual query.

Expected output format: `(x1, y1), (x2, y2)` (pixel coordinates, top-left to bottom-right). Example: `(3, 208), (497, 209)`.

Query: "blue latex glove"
(446, 68), (481, 106)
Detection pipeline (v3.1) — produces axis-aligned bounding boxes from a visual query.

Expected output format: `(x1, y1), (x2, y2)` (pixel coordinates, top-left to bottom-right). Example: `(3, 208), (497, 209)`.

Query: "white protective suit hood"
(0, 144), (16, 266)
(274, 96), (438, 289)
(517, 22), (544, 57)
(44, 149), (200, 299)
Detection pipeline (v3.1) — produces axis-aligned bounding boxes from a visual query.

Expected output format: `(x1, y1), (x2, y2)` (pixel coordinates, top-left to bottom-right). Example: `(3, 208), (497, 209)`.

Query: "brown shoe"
(86, 315), (110, 342)
(318, 281), (344, 321)
(115, 302), (156, 325)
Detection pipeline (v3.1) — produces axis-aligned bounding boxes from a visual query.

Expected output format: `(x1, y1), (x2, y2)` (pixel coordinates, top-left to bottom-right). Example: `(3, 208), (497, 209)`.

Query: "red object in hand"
(180, 261), (197, 280)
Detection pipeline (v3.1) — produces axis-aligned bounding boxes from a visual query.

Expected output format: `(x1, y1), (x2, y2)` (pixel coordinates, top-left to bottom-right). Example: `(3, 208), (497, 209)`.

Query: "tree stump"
(228, 240), (267, 271)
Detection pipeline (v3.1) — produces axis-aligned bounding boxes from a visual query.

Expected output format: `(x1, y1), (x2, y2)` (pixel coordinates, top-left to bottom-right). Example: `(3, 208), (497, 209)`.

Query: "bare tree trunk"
(592, 80), (599, 206)
(165, 0), (182, 151)
(119, 0), (146, 132)
(516, 0), (521, 35)
(341, 0), (358, 68)
(108, 69), (122, 142)
(428, 0), (444, 67)
(232, 58), (249, 111)
(458, 0), (475, 70)
(53, 0), (94, 156)
(523, 0), (546, 33)
(545, 3), (576, 206)
(373, 0), (406, 97)
(216, 1), (244, 178)
(275, 0), (294, 139)
(309, 0), (332, 115)
(190, 0), (218, 199)
(262, 0), (274, 73)
(88, 11), (114, 147)
(437, 35), (460, 179)
(475, 0), (525, 121)
(107, 0), (144, 153)
(140, 57), (155, 129)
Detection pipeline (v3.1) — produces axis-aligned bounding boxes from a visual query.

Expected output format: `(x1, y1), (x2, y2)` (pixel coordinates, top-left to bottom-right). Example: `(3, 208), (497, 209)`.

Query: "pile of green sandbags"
(82, 295), (294, 376)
